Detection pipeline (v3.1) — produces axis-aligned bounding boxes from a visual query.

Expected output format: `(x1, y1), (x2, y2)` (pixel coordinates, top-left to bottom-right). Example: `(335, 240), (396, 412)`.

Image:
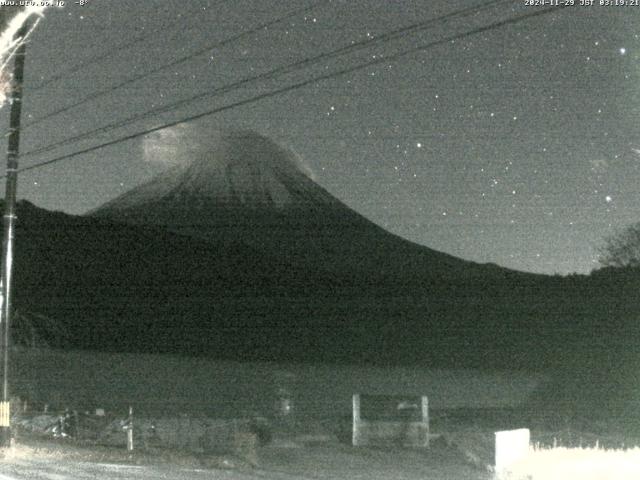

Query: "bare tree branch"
(598, 223), (640, 268)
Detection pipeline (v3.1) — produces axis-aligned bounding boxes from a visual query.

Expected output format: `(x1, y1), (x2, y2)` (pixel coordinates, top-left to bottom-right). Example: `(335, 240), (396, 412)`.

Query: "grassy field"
(8, 347), (544, 418)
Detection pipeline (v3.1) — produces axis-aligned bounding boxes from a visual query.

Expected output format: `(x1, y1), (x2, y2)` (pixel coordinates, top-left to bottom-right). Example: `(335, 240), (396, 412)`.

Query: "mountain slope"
(0, 196), (540, 369)
(90, 129), (505, 281)
(4, 200), (638, 380)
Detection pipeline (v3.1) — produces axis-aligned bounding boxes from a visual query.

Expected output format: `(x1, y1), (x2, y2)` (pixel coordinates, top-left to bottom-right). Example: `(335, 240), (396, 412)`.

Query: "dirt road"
(0, 457), (291, 480)
(0, 441), (490, 480)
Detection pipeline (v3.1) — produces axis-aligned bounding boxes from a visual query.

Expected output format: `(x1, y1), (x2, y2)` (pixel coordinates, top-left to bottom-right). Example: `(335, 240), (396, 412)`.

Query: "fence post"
(352, 394), (361, 446)
(421, 396), (429, 447)
(126, 406), (134, 452)
(72, 410), (79, 439)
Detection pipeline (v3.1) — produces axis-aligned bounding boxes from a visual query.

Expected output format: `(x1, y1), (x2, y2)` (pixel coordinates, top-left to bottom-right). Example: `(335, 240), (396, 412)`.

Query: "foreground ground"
(2, 408), (639, 479)
(0, 436), (489, 480)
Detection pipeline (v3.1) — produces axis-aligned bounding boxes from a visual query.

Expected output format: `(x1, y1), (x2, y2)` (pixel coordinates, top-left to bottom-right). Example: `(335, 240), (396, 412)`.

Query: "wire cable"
(20, 0), (513, 159)
(14, 5), (569, 176)
(21, 1), (321, 131)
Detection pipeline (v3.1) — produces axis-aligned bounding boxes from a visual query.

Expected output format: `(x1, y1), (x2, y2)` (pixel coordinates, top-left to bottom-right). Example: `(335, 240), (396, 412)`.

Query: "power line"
(18, 3), (564, 172)
(21, 1), (321, 131)
(30, 0), (231, 92)
(14, 4), (568, 176)
(21, 0), (512, 159)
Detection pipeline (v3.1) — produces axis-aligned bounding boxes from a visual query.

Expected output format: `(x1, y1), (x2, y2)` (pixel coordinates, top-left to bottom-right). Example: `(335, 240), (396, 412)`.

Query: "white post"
(126, 406), (134, 452)
(352, 394), (361, 446)
(421, 396), (429, 447)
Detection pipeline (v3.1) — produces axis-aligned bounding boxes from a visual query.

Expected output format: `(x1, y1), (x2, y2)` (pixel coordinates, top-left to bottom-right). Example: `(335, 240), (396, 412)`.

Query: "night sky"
(1, 0), (639, 275)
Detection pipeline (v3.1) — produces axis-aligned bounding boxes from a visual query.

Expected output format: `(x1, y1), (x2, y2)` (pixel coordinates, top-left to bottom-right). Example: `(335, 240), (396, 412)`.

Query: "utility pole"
(0, 22), (30, 448)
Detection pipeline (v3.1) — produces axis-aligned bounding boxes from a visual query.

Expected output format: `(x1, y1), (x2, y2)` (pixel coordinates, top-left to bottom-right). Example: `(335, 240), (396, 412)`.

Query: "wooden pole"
(0, 22), (29, 448)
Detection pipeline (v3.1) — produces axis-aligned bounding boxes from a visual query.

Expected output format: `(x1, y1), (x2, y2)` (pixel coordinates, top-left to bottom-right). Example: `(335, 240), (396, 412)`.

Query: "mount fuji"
(90, 128), (502, 281)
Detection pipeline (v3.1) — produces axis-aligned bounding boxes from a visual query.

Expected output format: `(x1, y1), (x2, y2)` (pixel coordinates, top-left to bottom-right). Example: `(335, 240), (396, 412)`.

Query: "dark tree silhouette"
(598, 223), (640, 268)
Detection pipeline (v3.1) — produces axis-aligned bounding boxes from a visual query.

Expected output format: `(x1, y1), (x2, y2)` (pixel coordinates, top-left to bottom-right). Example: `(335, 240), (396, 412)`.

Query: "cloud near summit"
(141, 123), (316, 180)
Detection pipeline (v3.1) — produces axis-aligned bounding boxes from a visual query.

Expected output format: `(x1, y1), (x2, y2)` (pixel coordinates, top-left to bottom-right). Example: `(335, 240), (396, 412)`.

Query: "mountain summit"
(97, 129), (324, 211)
(91, 127), (490, 278)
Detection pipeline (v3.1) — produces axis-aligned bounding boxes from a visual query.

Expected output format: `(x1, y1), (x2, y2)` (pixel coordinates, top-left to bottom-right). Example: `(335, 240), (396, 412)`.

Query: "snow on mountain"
(90, 127), (492, 278)
(98, 128), (329, 211)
